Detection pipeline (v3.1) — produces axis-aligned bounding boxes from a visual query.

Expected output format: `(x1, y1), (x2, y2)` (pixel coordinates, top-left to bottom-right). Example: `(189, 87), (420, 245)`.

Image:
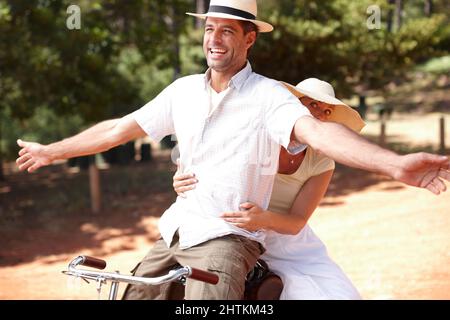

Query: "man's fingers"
(16, 154), (31, 165)
(439, 168), (450, 182)
(426, 182), (440, 195)
(28, 163), (40, 173)
(16, 154), (26, 165)
(442, 158), (450, 170)
(18, 148), (27, 156)
(433, 177), (447, 192)
(18, 158), (34, 172)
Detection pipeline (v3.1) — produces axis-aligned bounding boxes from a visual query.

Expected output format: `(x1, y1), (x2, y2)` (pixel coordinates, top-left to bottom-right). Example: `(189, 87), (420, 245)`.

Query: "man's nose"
(210, 30), (222, 44)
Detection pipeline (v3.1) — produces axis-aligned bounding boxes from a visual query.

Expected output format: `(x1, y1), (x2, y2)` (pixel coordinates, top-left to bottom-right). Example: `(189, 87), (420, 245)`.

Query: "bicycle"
(62, 255), (219, 300)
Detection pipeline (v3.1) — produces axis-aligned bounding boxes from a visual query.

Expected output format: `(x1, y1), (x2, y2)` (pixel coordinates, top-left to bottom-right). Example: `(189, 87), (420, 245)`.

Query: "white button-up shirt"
(134, 62), (311, 249)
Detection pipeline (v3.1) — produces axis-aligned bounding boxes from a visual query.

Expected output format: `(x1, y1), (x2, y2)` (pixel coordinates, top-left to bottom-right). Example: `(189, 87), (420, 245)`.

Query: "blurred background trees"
(252, 0), (449, 96)
(0, 0), (192, 176)
(0, 0), (449, 176)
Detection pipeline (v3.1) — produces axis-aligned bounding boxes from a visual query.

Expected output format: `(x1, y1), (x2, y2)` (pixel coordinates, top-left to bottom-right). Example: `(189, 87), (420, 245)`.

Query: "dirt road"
(1, 166), (449, 299)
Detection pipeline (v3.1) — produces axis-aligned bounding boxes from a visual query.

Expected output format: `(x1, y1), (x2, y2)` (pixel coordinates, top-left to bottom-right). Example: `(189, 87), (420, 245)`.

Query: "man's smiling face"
(203, 17), (255, 74)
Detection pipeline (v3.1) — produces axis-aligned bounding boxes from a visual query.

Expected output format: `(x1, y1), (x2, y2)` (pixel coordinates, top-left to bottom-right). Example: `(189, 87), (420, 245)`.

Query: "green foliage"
(0, 0), (190, 121)
(0, 0), (192, 160)
(0, 0), (449, 162)
(179, 27), (207, 75)
(251, 0), (450, 97)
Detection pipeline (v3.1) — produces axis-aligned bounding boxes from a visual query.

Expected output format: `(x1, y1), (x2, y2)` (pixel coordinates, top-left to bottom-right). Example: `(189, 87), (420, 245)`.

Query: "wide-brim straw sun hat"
(282, 78), (366, 133)
(186, 0), (274, 33)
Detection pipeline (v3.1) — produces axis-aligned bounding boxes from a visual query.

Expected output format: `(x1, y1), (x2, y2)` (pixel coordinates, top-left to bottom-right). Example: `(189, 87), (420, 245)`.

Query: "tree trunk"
(358, 95), (368, 120)
(195, 0), (209, 29)
(440, 117), (446, 155)
(89, 156), (101, 214)
(0, 159), (4, 181)
(0, 113), (4, 181)
(424, 0), (433, 16)
(173, 39), (181, 80)
(304, 0), (311, 19)
(379, 120), (387, 147)
(171, 1), (181, 80)
(387, 0), (395, 32)
(395, 0), (403, 30)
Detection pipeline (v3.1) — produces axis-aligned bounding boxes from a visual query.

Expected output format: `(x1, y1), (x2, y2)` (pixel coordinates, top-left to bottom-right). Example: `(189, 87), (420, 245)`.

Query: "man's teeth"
(210, 49), (226, 54)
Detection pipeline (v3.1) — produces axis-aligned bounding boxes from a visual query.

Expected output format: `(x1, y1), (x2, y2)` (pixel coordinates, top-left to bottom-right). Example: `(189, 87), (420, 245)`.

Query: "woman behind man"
(174, 78), (365, 299)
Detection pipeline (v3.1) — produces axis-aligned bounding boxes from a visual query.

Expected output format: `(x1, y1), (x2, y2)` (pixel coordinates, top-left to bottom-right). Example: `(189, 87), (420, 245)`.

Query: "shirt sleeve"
(133, 81), (176, 142)
(264, 81), (312, 149)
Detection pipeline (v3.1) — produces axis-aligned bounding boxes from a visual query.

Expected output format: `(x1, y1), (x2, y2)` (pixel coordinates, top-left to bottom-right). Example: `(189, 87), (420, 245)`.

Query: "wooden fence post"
(89, 156), (101, 214)
(379, 119), (386, 147)
(440, 116), (446, 154)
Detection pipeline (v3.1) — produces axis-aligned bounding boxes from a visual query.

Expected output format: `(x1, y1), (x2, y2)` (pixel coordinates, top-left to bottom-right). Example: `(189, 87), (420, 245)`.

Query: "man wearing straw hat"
(16, 0), (450, 300)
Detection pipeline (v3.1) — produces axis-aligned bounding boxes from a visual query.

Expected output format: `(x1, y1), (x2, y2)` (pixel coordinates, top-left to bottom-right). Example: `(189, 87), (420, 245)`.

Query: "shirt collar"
(203, 61), (253, 92)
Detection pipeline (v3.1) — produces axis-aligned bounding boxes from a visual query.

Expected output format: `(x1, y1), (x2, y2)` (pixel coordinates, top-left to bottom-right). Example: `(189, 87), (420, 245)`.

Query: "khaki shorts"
(122, 232), (264, 300)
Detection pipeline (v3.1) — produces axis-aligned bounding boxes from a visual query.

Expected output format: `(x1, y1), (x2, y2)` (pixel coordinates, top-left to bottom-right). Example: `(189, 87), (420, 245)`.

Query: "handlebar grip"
(80, 256), (107, 270)
(189, 267), (219, 285)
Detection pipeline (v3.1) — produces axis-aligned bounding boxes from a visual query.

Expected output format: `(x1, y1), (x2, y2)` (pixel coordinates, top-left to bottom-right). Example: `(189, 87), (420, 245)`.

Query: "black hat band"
(208, 5), (256, 20)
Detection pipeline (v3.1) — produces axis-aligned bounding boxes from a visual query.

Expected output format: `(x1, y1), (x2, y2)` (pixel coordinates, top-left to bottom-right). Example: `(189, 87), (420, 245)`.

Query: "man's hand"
(221, 202), (269, 232)
(16, 139), (53, 173)
(395, 153), (450, 195)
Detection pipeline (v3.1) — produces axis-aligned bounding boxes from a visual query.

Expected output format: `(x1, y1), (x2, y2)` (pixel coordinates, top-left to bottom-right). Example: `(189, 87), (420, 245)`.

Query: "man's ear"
(245, 31), (257, 50)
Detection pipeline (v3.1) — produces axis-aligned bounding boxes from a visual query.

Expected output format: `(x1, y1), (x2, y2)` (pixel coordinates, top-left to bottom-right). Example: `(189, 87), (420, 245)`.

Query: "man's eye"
(224, 29), (233, 34)
(324, 109), (332, 116)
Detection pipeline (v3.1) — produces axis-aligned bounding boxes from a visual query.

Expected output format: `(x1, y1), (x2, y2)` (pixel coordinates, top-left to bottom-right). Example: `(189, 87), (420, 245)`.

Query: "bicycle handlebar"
(189, 266), (219, 285)
(63, 255), (219, 286)
(78, 255), (107, 270)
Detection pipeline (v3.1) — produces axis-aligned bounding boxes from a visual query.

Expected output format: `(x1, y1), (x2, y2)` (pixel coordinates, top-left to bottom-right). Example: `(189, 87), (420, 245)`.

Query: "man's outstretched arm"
(16, 113), (146, 173)
(293, 116), (450, 195)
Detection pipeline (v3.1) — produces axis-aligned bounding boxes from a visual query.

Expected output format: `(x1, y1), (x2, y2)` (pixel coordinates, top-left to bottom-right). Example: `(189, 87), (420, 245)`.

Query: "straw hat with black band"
(187, 0), (274, 33)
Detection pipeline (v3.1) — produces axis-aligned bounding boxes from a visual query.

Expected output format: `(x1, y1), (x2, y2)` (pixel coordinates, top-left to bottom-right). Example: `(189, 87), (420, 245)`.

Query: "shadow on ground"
(0, 156), (176, 267)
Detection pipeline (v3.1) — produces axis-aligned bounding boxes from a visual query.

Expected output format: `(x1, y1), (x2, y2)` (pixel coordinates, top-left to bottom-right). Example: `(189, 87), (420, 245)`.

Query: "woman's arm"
(266, 169), (333, 234)
(221, 169), (334, 235)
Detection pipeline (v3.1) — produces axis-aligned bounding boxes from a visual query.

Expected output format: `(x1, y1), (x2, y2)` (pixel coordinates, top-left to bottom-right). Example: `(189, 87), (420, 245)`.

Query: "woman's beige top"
(268, 148), (335, 214)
